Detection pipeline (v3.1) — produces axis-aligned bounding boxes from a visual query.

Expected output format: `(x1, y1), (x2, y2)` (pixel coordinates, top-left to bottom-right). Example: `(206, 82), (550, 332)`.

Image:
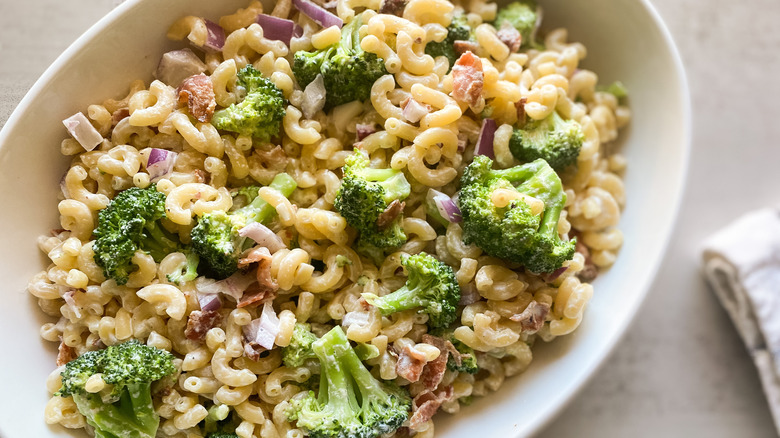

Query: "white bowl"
(0, 0), (689, 437)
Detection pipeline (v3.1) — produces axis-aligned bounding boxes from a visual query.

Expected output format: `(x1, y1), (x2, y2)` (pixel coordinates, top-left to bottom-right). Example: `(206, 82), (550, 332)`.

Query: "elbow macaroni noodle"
(34, 1), (629, 437)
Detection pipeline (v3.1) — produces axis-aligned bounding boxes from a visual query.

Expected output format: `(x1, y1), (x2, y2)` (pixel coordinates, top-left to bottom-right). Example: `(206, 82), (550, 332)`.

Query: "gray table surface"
(2, 0), (777, 436)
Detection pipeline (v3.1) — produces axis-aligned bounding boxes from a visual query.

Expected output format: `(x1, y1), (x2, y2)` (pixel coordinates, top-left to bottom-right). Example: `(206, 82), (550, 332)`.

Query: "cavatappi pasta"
(33, 0), (630, 436)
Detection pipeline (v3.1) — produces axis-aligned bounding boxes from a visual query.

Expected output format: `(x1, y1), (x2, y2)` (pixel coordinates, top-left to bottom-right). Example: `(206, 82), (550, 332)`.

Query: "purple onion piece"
(62, 112), (102, 151)
(145, 148), (177, 181)
(546, 266), (568, 281)
(242, 302), (280, 349)
(475, 118), (497, 159)
(203, 19), (226, 51)
(256, 14), (295, 46)
(293, 0), (343, 28)
(197, 292), (222, 312)
(355, 123), (377, 141)
(238, 223), (286, 253)
(293, 24), (304, 38)
(426, 188), (462, 225)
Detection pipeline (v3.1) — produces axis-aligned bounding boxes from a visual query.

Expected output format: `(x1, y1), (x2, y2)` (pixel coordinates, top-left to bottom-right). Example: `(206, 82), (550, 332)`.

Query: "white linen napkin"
(702, 208), (780, 432)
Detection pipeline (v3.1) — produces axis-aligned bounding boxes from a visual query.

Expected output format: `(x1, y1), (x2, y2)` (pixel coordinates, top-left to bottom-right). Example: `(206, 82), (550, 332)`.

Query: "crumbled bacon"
(453, 40), (480, 56)
(377, 200), (405, 230)
(396, 345), (427, 383)
(379, 0), (406, 16)
(408, 386), (455, 430)
(253, 146), (288, 170)
(185, 309), (223, 340)
(419, 335), (450, 391)
(177, 74), (216, 123)
(496, 22), (522, 53)
(111, 108), (130, 127)
(509, 301), (550, 333)
(515, 97), (527, 125)
(193, 169), (207, 183)
(56, 340), (77, 366)
(575, 239), (599, 282)
(451, 51), (484, 112)
(237, 247), (278, 307)
(244, 342), (265, 361)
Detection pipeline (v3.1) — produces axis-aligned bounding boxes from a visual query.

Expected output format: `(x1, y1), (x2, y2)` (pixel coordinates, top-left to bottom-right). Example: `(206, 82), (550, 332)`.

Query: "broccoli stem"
(237, 173), (298, 223)
(141, 222), (179, 262)
(367, 285), (421, 316)
(312, 329), (362, 421)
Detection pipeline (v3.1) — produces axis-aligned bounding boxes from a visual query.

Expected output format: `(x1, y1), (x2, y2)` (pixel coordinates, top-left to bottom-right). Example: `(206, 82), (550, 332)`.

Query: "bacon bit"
(496, 22), (522, 53)
(111, 108), (130, 127)
(575, 239), (599, 282)
(419, 335), (449, 391)
(509, 301), (550, 333)
(358, 296), (371, 311)
(237, 246), (279, 307)
(253, 146), (288, 170)
(193, 169), (207, 183)
(177, 74), (216, 123)
(379, 0), (406, 16)
(355, 123), (377, 141)
(56, 340), (77, 366)
(396, 345), (427, 383)
(244, 342), (266, 361)
(377, 200), (405, 230)
(453, 40), (480, 56)
(185, 309), (223, 340)
(401, 97), (432, 124)
(515, 97), (527, 125)
(451, 51), (485, 112)
(408, 386), (455, 430)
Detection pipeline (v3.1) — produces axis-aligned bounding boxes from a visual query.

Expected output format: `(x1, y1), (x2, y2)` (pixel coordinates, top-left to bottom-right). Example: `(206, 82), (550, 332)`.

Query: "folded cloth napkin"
(702, 208), (780, 432)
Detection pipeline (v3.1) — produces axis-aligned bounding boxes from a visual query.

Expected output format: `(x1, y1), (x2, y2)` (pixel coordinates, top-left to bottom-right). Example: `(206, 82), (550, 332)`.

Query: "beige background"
(1, 0), (778, 436)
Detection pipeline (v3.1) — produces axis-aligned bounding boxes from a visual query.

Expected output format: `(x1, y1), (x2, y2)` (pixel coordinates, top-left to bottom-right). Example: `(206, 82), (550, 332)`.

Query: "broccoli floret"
(599, 81), (629, 100)
(509, 111), (584, 170)
(93, 185), (181, 285)
(425, 12), (473, 70)
(362, 253), (460, 328)
(494, 1), (538, 48)
(166, 251), (200, 285)
(293, 12), (387, 109)
(282, 323), (319, 368)
(433, 330), (479, 374)
(458, 155), (575, 273)
(191, 173), (297, 279)
(55, 340), (176, 438)
(334, 150), (411, 250)
(212, 64), (285, 142)
(287, 326), (411, 438)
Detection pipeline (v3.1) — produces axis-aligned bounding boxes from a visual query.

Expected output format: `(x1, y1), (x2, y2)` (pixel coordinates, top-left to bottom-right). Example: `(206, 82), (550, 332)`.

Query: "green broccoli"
(458, 155), (576, 273)
(93, 185), (182, 285)
(509, 111), (584, 170)
(55, 340), (176, 438)
(292, 12), (387, 109)
(493, 1), (538, 48)
(191, 173), (297, 279)
(334, 150), (411, 249)
(599, 80), (629, 100)
(212, 64), (285, 142)
(287, 326), (411, 438)
(166, 251), (200, 285)
(425, 12), (473, 70)
(362, 252), (460, 328)
(431, 330), (478, 374)
(282, 323), (319, 368)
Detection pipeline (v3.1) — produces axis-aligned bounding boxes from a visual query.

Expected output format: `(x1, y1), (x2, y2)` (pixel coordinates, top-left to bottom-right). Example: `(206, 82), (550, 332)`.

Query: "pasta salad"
(32, 0), (630, 437)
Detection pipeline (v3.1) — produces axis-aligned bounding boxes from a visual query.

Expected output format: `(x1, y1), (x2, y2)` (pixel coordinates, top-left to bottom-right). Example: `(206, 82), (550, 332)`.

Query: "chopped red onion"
(256, 14), (295, 46)
(457, 134), (468, 152)
(197, 292), (222, 312)
(144, 148), (177, 182)
(293, 25), (304, 38)
(427, 189), (462, 224)
(62, 290), (82, 319)
(62, 112), (103, 151)
(155, 48), (207, 87)
(545, 266), (568, 281)
(203, 19), (226, 51)
(293, 0), (343, 28)
(242, 302), (280, 350)
(475, 118), (497, 159)
(59, 171), (70, 198)
(195, 271), (256, 302)
(355, 124), (377, 141)
(402, 98), (431, 124)
(301, 74), (327, 119)
(238, 223), (286, 253)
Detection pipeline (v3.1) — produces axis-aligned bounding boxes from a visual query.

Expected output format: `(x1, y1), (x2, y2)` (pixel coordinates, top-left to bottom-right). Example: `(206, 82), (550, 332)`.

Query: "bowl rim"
(0, 0), (691, 436)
